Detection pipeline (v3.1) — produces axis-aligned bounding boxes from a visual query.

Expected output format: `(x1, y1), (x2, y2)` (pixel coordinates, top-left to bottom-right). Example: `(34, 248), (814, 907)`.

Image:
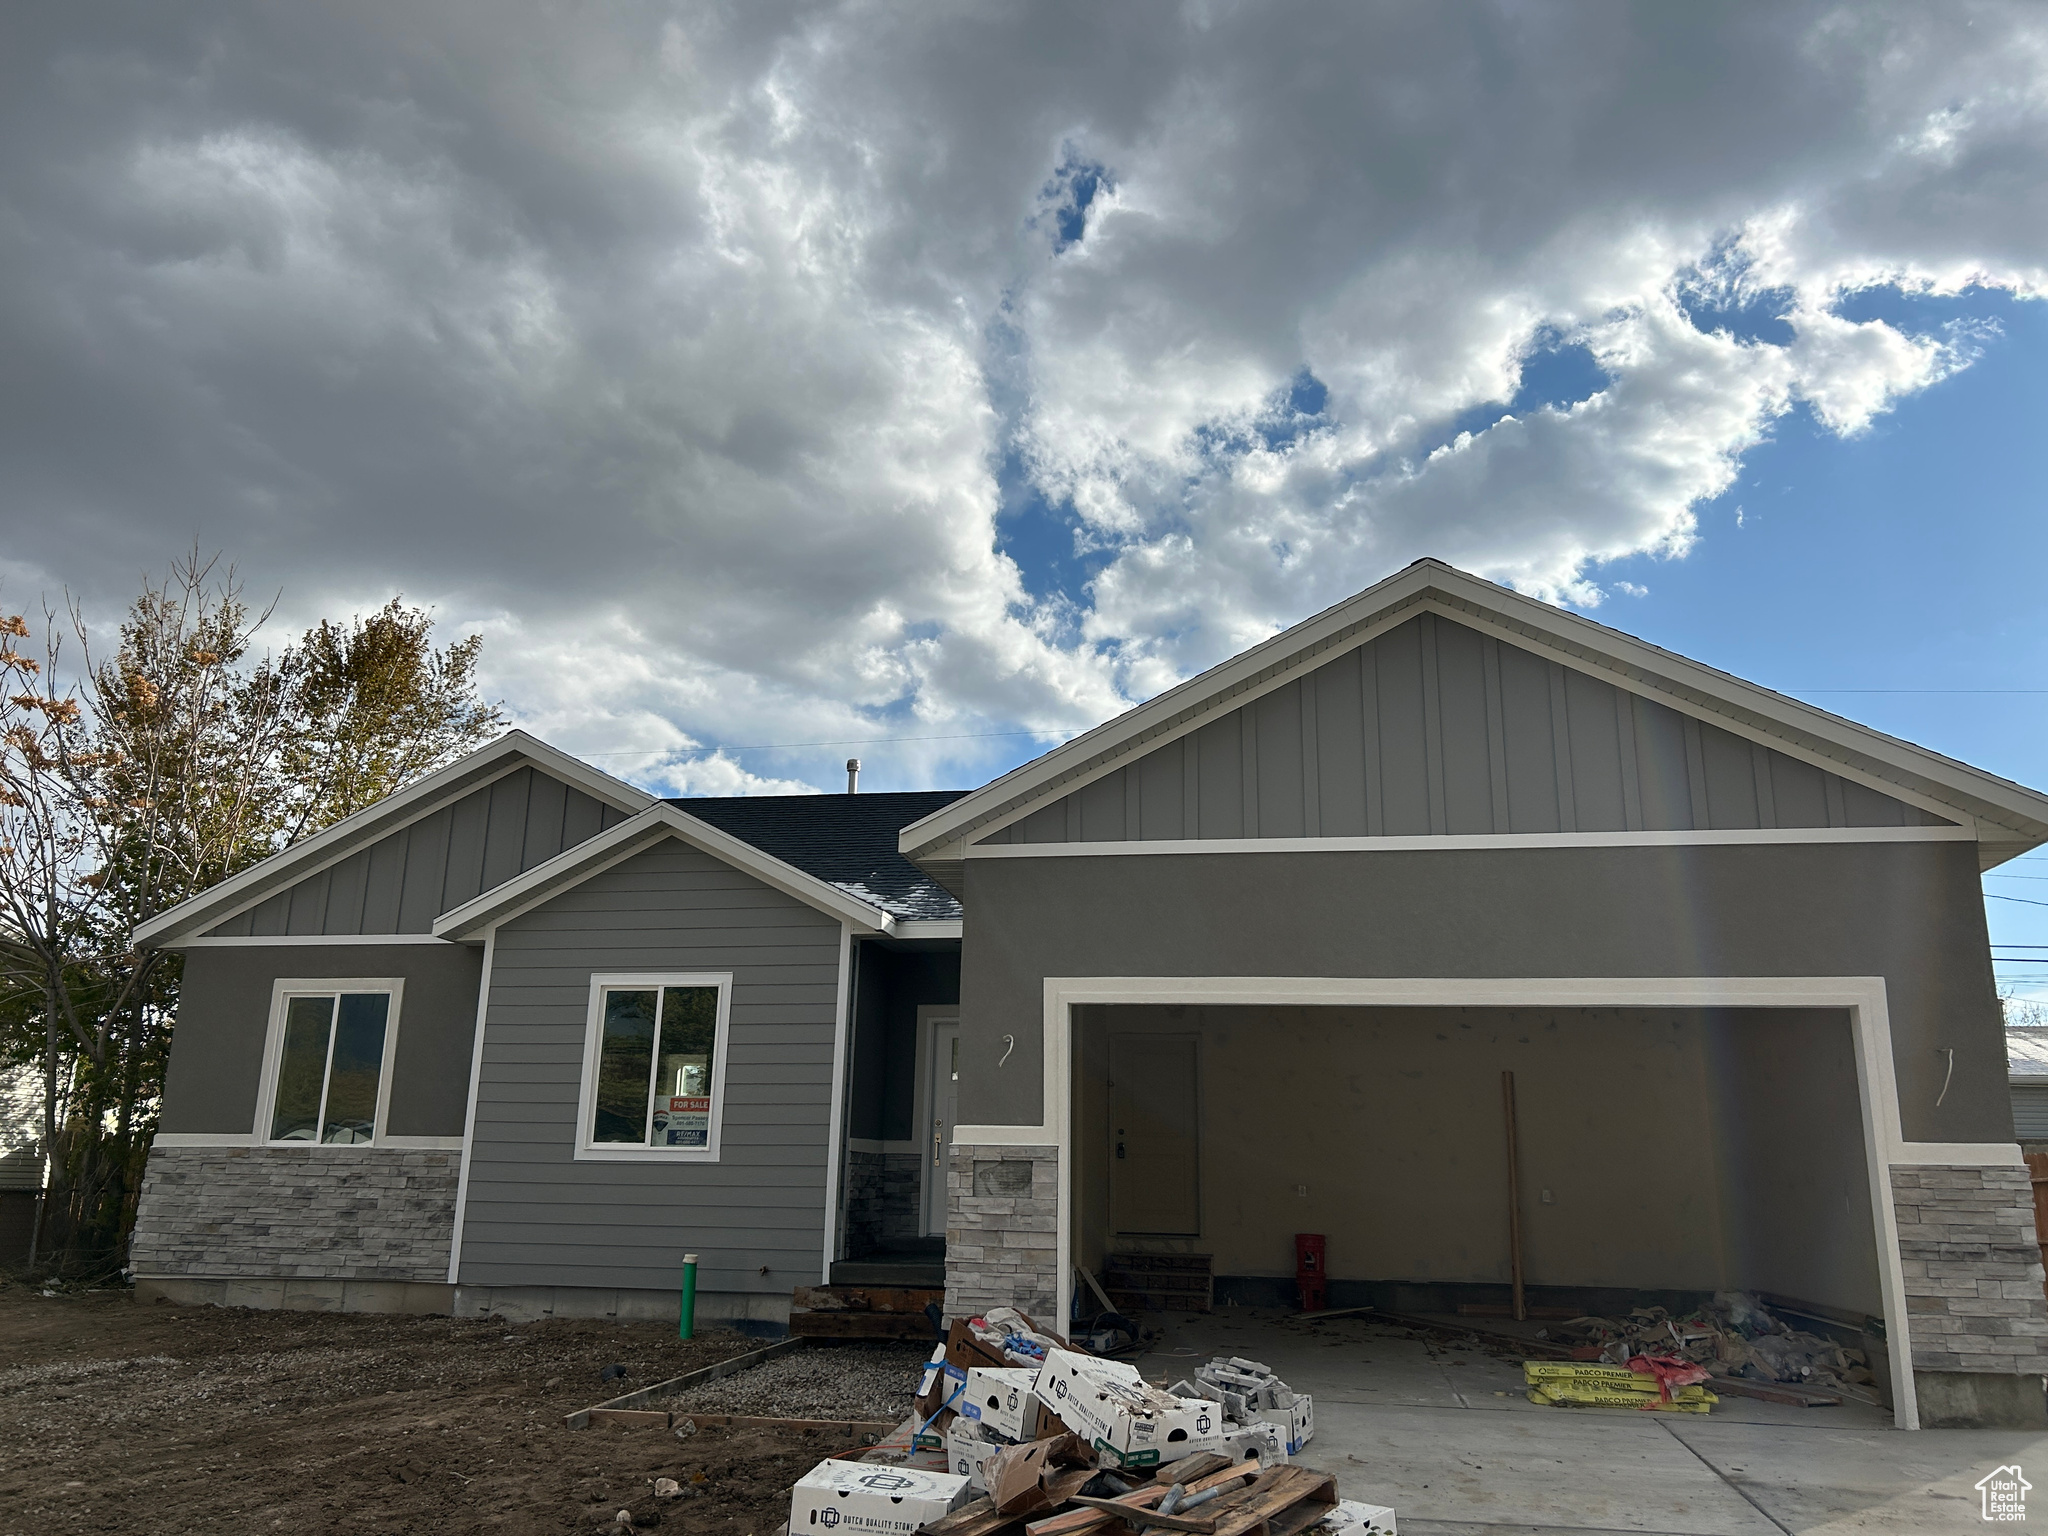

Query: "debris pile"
(784, 1308), (1393, 1536)
(1169, 1357), (1315, 1457)
(1531, 1291), (1879, 1401)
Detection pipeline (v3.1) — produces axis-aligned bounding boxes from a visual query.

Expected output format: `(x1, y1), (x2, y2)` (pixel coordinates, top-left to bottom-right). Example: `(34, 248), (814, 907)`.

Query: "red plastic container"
(1295, 1232), (1327, 1312)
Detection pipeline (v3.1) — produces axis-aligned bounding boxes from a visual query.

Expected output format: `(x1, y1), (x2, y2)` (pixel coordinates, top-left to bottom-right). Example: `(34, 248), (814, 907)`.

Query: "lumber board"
(921, 1495), (1023, 1536)
(1024, 1459), (1244, 1536)
(793, 1284), (946, 1313)
(791, 1311), (941, 1339)
(1373, 1310), (1572, 1359)
(1205, 1468), (1336, 1536)
(565, 1335), (807, 1428)
(677, 1413), (894, 1437)
(1062, 1497), (1216, 1533)
(1707, 1376), (1841, 1407)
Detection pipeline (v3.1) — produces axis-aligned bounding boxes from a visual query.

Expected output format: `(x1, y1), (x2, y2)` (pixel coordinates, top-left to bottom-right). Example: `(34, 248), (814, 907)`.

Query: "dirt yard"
(0, 1278), (896, 1535)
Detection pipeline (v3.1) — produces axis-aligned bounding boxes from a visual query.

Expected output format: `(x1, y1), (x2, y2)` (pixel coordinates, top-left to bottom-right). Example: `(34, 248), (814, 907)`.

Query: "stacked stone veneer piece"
(131, 1146), (459, 1283)
(943, 1143), (1058, 1319)
(843, 1148), (924, 1256)
(1892, 1164), (2048, 1378)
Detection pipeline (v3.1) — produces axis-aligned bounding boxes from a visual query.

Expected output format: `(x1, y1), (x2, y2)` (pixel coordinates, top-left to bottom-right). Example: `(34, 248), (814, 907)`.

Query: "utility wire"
(570, 729), (1076, 759)
(1988, 893), (2048, 909)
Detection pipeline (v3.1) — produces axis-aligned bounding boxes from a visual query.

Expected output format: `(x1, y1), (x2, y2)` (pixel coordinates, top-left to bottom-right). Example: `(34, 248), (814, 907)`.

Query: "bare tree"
(0, 553), (504, 1272)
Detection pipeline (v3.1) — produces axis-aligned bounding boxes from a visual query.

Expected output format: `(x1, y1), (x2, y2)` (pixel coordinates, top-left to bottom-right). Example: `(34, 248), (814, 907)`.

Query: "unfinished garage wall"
(1707, 1008), (1884, 1317)
(1076, 1003), (1737, 1291)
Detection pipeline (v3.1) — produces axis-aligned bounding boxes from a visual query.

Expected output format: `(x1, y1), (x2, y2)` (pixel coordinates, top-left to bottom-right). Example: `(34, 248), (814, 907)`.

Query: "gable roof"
(673, 791), (967, 921)
(901, 559), (2048, 873)
(431, 801), (909, 939)
(134, 730), (655, 947)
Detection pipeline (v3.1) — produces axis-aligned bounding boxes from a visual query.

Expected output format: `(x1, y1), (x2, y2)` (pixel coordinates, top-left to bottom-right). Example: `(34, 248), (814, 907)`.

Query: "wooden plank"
(791, 1311), (940, 1340)
(1064, 1498), (1218, 1534)
(793, 1285), (945, 1313)
(1206, 1468), (1336, 1536)
(1374, 1310), (1572, 1359)
(921, 1496), (1022, 1536)
(675, 1413), (894, 1436)
(565, 1336), (807, 1428)
(1707, 1377), (1841, 1408)
(1025, 1459), (1243, 1536)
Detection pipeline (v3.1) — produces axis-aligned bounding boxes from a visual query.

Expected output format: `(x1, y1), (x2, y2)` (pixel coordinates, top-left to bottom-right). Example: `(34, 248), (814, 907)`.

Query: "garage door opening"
(1070, 1001), (1896, 1422)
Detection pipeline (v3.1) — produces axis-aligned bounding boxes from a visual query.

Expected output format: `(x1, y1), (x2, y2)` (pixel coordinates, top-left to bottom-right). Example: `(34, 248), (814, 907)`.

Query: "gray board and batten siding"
(455, 838), (844, 1299)
(981, 613), (1950, 845)
(205, 767), (631, 937)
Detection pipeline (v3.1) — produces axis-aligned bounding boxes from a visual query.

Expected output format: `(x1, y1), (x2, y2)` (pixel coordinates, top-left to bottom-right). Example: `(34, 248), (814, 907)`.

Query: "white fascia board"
(891, 919), (964, 940)
(966, 825), (1978, 859)
(432, 804), (895, 939)
(135, 730), (655, 947)
(901, 560), (2048, 862)
(898, 566), (1439, 859)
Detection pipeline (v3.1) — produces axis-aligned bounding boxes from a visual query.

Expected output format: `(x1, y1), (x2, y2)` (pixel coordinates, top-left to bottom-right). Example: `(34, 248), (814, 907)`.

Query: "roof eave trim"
(135, 731), (656, 947)
(901, 560), (2048, 859)
(432, 805), (896, 941)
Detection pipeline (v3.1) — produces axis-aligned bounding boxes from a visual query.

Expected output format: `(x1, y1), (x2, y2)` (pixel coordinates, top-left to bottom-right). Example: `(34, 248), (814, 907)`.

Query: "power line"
(570, 729), (1076, 759)
(1988, 893), (2048, 909)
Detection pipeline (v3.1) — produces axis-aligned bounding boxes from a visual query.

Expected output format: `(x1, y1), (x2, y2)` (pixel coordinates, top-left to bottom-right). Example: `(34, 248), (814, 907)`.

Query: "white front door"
(926, 1020), (960, 1235)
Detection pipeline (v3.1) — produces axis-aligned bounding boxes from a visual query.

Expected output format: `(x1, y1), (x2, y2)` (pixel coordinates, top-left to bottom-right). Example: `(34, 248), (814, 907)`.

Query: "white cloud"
(3, 3), (2046, 791)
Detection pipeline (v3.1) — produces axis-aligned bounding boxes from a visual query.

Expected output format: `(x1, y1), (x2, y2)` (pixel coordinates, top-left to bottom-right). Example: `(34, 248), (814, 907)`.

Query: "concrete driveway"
(1134, 1308), (2044, 1534)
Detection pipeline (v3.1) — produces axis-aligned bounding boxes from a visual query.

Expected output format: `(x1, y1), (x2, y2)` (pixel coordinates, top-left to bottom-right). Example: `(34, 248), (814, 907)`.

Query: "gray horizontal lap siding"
(456, 841), (844, 1297)
(985, 613), (1944, 844)
(208, 767), (629, 936)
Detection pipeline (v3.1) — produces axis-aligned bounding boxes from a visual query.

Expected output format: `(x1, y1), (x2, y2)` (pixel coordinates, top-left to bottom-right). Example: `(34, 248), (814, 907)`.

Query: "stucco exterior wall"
(957, 838), (2005, 1142)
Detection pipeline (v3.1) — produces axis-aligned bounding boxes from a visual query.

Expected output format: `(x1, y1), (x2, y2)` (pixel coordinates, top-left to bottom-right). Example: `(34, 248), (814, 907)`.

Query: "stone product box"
(1254, 1396), (1315, 1454)
(789, 1462), (972, 1536)
(1314, 1500), (1398, 1535)
(944, 1415), (1010, 1492)
(962, 1366), (1051, 1441)
(1033, 1348), (1225, 1469)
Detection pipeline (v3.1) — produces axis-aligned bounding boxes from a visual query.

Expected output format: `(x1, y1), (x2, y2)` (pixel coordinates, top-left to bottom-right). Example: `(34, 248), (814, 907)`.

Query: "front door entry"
(926, 1020), (959, 1235)
(1108, 1033), (1201, 1235)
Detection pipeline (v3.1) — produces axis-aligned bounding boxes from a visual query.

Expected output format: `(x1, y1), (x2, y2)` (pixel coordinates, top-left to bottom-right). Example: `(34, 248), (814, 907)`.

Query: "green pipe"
(679, 1251), (698, 1340)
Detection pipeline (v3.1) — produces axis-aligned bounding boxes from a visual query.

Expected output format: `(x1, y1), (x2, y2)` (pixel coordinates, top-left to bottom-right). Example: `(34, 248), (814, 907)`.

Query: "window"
(256, 981), (403, 1146)
(577, 974), (732, 1159)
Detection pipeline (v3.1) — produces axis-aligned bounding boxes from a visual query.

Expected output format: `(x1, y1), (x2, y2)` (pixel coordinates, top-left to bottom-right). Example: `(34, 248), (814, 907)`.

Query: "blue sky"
(5, 4), (2046, 988)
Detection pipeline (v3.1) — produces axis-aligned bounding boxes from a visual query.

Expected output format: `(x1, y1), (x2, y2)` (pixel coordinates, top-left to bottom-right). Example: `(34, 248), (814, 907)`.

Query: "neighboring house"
(2009, 1026), (2048, 1141)
(0, 1066), (45, 1265)
(130, 560), (2048, 1429)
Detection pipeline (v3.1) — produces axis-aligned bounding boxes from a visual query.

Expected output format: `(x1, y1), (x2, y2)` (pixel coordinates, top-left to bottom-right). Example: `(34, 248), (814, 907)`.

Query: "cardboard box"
(1032, 1348), (1225, 1469)
(1313, 1499), (1397, 1535)
(943, 1415), (1011, 1492)
(789, 1460), (972, 1536)
(1252, 1393), (1314, 1453)
(962, 1366), (1050, 1441)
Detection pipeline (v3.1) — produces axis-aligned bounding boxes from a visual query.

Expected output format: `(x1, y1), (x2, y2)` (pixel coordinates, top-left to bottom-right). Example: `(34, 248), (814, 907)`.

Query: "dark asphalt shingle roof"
(666, 790), (967, 922)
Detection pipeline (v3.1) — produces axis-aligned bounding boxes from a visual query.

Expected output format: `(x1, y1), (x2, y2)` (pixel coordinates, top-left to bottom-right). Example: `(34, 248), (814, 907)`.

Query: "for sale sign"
(650, 1095), (711, 1147)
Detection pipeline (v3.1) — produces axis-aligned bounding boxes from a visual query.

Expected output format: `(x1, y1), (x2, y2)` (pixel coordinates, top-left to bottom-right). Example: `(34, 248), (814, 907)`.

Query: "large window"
(578, 974), (732, 1159)
(257, 982), (403, 1146)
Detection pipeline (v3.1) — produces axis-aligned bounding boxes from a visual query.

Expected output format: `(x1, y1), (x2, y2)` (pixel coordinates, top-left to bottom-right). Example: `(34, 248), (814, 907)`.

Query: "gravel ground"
(666, 1340), (931, 1422)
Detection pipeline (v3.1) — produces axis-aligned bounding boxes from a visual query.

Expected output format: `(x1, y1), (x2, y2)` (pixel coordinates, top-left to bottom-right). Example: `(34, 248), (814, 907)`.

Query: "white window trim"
(250, 977), (407, 1148)
(574, 971), (734, 1163)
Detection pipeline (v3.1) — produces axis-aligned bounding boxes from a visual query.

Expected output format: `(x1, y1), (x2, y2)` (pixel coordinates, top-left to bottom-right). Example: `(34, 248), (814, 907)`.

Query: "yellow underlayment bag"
(1522, 1361), (1717, 1414)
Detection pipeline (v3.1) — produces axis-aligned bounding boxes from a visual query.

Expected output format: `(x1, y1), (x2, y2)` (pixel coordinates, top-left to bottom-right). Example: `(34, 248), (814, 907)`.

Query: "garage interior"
(1071, 1001), (1896, 1423)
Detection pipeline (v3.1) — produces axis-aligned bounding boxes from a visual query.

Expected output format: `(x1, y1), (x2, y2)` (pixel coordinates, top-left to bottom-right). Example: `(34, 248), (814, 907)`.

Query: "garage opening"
(1070, 1002), (1896, 1424)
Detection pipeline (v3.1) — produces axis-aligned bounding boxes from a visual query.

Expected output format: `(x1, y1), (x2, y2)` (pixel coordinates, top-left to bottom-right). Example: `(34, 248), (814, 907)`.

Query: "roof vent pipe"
(846, 758), (861, 794)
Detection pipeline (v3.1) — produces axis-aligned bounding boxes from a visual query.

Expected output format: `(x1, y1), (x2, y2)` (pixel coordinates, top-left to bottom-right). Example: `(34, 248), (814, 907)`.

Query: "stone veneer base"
(131, 1144), (459, 1284)
(944, 1143), (1059, 1321)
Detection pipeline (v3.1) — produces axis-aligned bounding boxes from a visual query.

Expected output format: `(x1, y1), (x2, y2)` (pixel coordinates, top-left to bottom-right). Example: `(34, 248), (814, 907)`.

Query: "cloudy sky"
(7, 2), (2048, 979)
